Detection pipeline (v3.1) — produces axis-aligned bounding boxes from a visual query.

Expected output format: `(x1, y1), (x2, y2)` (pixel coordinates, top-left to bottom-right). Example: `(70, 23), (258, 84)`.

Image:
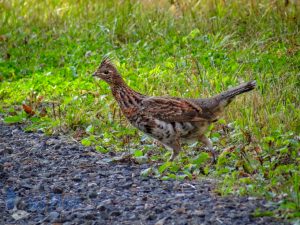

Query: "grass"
(1, 0), (299, 220)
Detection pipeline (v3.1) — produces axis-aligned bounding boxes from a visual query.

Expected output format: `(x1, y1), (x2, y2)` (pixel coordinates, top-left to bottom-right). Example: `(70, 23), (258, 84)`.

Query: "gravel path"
(0, 122), (286, 225)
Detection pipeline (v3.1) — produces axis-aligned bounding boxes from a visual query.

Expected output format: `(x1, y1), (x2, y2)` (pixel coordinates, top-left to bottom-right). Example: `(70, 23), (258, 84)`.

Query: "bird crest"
(101, 56), (114, 67)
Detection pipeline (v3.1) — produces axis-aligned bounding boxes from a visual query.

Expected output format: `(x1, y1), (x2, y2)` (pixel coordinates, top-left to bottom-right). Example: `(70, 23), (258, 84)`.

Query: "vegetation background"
(0, 0), (299, 221)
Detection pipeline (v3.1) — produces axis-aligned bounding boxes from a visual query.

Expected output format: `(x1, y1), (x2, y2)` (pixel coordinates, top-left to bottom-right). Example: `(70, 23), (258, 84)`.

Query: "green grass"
(1, 0), (299, 220)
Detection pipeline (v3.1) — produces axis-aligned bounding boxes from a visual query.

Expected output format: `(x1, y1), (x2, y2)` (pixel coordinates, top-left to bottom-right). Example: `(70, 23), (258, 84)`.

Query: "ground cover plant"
(1, 0), (299, 221)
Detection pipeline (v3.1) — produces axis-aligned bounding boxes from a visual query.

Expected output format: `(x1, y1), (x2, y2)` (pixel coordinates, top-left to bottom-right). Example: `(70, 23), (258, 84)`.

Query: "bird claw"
(209, 148), (217, 164)
(168, 154), (176, 162)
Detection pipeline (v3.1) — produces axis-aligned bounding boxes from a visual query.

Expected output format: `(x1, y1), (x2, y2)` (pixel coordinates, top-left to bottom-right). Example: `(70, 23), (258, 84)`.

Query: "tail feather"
(216, 80), (256, 106)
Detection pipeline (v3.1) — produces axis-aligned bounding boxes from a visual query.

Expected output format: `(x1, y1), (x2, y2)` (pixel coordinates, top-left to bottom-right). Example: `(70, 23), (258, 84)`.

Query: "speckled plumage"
(93, 58), (256, 161)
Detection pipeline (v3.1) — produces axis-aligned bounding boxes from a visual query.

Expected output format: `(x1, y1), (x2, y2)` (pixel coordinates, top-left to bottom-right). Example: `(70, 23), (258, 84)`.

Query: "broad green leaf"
(81, 138), (91, 146)
(85, 125), (94, 134)
(134, 150), (143, 157)
(4, 115), (25, 124)
(95, 145), (109, 153)
(192, 152), (209, 166)
(140, 167), (152, 177)
(158, 162), (171, 173)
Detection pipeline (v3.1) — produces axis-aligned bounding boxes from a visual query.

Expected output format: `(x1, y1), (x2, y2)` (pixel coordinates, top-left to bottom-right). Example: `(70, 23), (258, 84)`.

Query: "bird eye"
(104, 70), (109, 75)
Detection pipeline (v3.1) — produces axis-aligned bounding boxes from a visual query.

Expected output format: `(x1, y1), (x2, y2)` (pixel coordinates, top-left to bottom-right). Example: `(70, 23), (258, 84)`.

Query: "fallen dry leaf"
(22, 104), (35, 116)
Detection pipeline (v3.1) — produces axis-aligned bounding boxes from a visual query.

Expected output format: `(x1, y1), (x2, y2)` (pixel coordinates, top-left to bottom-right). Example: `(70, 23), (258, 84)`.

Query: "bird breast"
(130, 115), (209, 145)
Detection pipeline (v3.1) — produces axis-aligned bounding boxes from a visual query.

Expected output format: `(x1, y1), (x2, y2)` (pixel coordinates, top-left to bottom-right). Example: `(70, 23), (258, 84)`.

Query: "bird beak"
(92, 72), (97, 77)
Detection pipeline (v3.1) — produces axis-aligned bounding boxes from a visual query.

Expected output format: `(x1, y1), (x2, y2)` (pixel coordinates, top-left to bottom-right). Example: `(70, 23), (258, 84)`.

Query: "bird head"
(93, 57), (123, 86)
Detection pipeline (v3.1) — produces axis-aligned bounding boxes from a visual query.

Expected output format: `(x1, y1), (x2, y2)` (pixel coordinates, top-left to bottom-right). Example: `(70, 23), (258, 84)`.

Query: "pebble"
(45, 211), (60, 222)
(110, 211), (121, 217)
(72, 175), (82, 182)
(88, 191), (98, 199)
(52, 185), (64, 194)
(11, 210), (30, 221)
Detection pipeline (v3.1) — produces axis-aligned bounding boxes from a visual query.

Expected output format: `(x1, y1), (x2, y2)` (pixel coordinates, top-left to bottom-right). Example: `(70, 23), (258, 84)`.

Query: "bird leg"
(199, 135), (216, 162)
(168, 139), (181, 161)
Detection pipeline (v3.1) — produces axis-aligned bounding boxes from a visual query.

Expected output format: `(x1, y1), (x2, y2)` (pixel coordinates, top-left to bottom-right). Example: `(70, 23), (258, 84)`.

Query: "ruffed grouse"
(93, 58), (256, 161)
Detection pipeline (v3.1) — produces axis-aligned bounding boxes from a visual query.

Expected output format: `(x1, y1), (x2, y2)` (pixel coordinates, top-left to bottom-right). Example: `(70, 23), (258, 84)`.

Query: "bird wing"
(140, 97), (208, 122)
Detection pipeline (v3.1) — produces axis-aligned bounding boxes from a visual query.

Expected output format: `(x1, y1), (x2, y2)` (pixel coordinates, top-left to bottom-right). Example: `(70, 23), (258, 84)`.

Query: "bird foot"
(208, 148), (217, 164)
(168, 154), (176, 162)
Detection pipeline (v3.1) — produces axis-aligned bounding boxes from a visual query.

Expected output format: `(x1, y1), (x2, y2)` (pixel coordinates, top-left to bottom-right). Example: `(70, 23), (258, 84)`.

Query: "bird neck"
(111, 81), (144, 110)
